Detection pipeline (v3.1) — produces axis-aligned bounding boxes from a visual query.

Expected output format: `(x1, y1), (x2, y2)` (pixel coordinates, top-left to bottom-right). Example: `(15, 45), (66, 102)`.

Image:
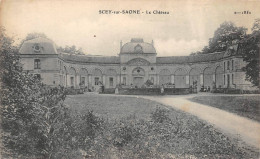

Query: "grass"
(190, 95), (260, 122)
(65, 94), (165, 121)
(64, 94), (259, 158)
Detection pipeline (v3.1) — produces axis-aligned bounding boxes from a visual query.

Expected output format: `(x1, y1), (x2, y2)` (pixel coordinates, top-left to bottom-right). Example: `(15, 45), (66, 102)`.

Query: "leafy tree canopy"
(188, 20), (259, 87)
(57, 45), (85, 55)
(19, 32), (49, 48)
(1, 28), (68, 158)
(19, 32), (85, 55)
(207, 21), (247, 53)
(24, 32), (48, 41)
(241, 19), (260, 87)
(191, 21), (247, 55)
(251, 18), (260, 33)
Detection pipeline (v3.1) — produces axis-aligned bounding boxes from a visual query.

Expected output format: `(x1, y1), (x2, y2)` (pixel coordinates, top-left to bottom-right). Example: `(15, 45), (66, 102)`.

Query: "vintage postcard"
(0, 0), (259, 158)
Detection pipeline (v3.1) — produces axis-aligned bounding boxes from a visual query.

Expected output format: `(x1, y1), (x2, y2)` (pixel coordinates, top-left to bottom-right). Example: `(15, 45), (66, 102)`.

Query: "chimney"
(151, 40), (154, 46)
(120, 40), (122, 51)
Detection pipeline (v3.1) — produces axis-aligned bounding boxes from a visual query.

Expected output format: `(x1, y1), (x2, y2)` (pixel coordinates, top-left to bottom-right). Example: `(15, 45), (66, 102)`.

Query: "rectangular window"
(232, 74), (234, 84)
(60, 75), (63, 85)
(95, 77), (99, 85)
(64, 76), (66, 86)
(34, 59), (41, 69)
(70, 77), (74, 87)
(224, 62), (225, 71)
(81, 77), (85, 86)
(109, 77), (113, 87)
(227, 74), (230, 87)
(123, 77), (126, 85)
(224, 75), (225, 85)
(232, 60), (234, 70)
(151, 77), (154, 84)
(60, 61), (62, 70)
(227, 61), (230, 70)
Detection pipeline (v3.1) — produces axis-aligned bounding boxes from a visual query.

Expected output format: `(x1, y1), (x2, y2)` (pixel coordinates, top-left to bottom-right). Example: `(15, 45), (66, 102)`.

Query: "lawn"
(64, 94), (259, 158)
(65, 94), (163, 121)
(190, 95), (260, 122)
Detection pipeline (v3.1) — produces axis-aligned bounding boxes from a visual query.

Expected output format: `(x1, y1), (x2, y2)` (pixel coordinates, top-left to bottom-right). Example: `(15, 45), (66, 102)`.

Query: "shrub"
(0, 29), (70, 158)
(145, 79), (153, 87)
(150, 107), (170, 123)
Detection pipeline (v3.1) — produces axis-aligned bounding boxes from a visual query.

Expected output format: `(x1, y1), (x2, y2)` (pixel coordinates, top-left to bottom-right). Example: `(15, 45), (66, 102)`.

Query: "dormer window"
(33, 43), (41, 53)
(34, 59), (41, 69)
(35, 45), (40, 51)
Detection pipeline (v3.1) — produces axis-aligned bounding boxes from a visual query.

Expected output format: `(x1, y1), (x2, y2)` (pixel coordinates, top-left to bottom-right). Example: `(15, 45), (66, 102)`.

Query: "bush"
(65, 87), (84, 95)
(99, 88), (115, 94)
(151, 107), (170, 123)
(0, 29), (71, 158)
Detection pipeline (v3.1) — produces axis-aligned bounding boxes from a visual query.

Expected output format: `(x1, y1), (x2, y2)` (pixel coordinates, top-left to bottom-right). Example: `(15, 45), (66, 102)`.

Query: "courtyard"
(64, 93), (260, 158)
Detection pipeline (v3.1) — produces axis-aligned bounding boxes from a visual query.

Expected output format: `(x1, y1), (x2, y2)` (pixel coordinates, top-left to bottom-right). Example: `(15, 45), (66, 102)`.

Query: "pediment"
(127, 58), (150, 66)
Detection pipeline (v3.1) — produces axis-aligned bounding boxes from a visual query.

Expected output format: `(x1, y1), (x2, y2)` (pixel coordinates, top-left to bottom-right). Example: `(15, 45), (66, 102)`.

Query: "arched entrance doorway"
(68, 67), (76, 88)
(92, 68), (103, 91)
(189, 68), (201, 91)
(203, 67), (213, 89)
(106, 69), (117, 88)
(159, 69), (171, 85)
(215, 66), (224, 88)
(132, 67), (145, 88)
(79, 68), (88, 88)
(63, 66), (67, 87)
(174, 68), (187, 88)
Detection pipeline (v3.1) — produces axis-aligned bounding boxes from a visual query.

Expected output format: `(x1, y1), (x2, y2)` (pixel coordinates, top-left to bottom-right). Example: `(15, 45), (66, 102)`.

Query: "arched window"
(34, 59), (41, 69)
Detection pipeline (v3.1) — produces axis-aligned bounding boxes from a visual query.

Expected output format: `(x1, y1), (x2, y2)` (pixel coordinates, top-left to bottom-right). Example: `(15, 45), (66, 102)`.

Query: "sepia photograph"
(0, 0), (259, 158)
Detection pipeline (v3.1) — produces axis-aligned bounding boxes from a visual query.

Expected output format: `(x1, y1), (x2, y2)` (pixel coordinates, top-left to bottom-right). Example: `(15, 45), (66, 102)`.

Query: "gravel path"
(141, 95), (260, 150)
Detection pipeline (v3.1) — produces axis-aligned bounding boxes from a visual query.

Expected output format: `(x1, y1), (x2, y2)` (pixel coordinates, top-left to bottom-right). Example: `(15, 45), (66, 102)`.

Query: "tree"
(196, 22), (247, 54)
(201, 46), (211, 54)
(189, 22), (247, 55)
(57, 45), (85, 55)
(190, 51), (202, 55)
(0, 28), (69, 158)
(251, 18), (260, 33)
(19, 32), (48, 48)
(145, 79), (153, 87)
(1, 27), (42, 157)
(208, 21), (247, 53)
(241, 19), (260, 87)
(24, 32), (48, 41)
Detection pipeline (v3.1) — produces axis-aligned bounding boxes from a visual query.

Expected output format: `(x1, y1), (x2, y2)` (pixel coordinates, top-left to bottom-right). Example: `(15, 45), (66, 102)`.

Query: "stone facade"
(19, 37), (257, 91)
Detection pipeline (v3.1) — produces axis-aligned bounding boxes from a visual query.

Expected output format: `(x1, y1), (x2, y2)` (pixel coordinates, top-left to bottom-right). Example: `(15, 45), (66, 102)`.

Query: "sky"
(1, 0), (260, 56)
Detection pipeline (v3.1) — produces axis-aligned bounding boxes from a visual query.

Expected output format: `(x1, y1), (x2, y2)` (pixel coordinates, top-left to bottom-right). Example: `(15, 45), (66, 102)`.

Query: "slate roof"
(59, 53), (120, 64)
(20, 37), (227, 64)
(121, 38), (156, 54)
(19, 37), (58, 54)
(156, 52), (225, 64)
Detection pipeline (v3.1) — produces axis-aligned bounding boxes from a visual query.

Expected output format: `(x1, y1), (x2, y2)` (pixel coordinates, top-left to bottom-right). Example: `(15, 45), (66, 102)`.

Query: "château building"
(19, 37), (257, 91)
